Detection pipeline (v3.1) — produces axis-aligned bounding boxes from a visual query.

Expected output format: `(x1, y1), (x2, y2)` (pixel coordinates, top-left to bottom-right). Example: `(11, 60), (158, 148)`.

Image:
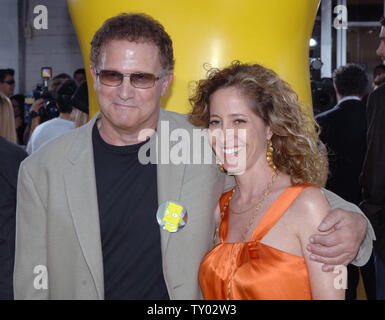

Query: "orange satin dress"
(199, 183), (313, 300)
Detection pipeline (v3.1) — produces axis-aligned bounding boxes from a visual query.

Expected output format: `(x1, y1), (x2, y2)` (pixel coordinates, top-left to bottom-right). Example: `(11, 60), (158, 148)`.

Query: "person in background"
(26, 79), (78, 154)
(360, 16), (385, 300)
(24, 73), (73, 144)
(0, 92), (25, 299)
(373, 73), (385, 90)
(362, 64), (385, 107)
(373, 64), (385, 81)
(316, 64), (368, 205)
(10, 94), (26, 146)
(0, 69), (15, 97)
(71, 81), (89, 128)
(73, 68), (86, 85)
(316, 64), (375, 300)
(0, 93), (17, 144)
(0, 136), (27, 299)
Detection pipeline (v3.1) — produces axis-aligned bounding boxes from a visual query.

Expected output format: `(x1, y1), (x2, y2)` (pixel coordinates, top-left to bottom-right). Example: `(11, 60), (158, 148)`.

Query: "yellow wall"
(68, 0), (320, 116)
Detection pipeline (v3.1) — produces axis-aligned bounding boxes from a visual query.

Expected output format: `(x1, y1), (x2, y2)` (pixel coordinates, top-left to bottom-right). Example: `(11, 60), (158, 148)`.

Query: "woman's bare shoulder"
(287, 185), (331, 236)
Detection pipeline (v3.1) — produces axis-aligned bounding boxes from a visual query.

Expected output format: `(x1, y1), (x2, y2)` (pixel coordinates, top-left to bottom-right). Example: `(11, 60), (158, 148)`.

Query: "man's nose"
(376, 43), (385, 59)
(118, 76), (135, 99)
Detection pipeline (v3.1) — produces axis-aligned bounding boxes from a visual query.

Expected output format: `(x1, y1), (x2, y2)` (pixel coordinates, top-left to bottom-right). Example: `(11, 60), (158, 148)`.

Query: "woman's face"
(208, 86), (272, 175)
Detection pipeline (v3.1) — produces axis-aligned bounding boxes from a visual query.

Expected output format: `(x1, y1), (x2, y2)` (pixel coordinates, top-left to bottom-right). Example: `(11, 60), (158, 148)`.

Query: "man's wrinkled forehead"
(96, 38), (159, 69)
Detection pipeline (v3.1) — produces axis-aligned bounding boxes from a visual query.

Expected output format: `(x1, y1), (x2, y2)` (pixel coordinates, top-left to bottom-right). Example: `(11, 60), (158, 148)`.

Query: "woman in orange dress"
(189, 62), (345, 300)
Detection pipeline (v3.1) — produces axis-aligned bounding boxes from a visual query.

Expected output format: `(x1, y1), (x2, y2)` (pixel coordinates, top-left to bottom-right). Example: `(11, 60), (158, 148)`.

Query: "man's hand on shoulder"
(306, 208), (367, 271)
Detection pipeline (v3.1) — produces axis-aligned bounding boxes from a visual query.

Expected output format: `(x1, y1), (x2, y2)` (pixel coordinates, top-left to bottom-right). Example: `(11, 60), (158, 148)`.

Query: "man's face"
(74, 73), (86, 85)
(376, 26), (385, 63)
(90, 39), (173, 140)
(374, 67), (385, 79)
(0, 74), (15, 96)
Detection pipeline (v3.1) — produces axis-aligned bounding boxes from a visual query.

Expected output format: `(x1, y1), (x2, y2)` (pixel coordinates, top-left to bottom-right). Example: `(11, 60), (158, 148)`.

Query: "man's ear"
(333, 84), (339, 97)
(161, 72), (174, 97)
(90, 65), (98, 91)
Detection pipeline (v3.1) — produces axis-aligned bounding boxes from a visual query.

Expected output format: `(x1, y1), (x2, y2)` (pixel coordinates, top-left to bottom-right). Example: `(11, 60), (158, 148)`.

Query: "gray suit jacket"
(14, 109), (374, 299)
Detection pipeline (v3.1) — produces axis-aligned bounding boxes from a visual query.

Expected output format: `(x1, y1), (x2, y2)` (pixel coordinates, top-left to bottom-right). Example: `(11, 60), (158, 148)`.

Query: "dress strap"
(219, 188), (235, 243)
(250, 183), (313, 242)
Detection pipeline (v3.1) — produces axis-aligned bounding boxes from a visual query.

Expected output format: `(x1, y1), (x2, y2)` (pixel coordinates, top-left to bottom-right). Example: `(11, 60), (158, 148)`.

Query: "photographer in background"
(24, 73), (72, 144)
(26, 79), (78, 154)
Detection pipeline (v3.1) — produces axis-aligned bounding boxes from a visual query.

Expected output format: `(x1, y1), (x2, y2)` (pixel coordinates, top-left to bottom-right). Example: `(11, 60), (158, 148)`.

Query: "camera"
(32, 84), (59, 121)
(31, 67), (59, 122)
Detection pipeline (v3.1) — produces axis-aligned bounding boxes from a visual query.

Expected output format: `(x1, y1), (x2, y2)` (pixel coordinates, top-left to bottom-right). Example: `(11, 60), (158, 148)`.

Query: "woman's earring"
(217, 159), (226, 173)
(266, 140), (277, 171)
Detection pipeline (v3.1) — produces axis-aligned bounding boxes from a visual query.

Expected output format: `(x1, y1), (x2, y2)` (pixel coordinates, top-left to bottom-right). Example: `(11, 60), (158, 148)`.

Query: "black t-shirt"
(92, 123), (169, 300)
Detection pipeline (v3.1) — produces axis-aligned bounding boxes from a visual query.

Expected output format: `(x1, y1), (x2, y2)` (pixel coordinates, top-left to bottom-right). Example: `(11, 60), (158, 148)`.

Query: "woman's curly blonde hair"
(189, 61), (328, 187)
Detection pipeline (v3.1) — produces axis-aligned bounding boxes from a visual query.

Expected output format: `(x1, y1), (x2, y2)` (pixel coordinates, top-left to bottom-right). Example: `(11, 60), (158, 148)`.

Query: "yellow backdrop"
(67, 0), (320, 116)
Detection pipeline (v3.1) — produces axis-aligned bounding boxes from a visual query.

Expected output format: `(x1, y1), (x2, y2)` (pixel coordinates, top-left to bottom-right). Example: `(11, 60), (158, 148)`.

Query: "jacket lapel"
(156, 110), (186, 257)
(64, 113), (104, 299)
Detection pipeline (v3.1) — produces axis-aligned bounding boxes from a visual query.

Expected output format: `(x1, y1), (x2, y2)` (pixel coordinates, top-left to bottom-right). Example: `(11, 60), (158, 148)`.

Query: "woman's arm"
(296, 187), (345, 300)
(308, 188), (374, 270)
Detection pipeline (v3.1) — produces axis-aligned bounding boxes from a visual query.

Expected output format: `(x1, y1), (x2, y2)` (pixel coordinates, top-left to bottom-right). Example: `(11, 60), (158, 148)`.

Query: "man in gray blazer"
(14, 13), (374, 299)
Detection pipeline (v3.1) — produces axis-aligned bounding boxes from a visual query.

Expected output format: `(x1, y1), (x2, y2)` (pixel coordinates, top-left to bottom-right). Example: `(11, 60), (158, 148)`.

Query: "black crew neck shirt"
(92, 123), (169, 300)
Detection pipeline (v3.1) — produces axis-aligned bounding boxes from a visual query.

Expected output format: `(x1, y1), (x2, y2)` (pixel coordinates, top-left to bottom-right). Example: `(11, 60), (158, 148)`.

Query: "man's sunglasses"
(2, 80), (15, 85)
(96, 70), (164, 89)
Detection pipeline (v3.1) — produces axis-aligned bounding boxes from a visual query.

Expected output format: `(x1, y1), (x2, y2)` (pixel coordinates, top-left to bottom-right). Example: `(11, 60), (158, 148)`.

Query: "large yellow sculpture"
(68, 0), (319, 116)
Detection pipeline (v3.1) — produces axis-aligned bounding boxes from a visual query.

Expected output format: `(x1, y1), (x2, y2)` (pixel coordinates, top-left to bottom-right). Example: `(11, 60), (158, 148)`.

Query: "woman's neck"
(233, 160), (277, 202)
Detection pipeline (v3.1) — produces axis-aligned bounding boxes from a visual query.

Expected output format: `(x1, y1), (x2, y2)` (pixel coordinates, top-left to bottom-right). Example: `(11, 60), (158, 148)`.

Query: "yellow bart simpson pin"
(157, 201), (188, 232)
